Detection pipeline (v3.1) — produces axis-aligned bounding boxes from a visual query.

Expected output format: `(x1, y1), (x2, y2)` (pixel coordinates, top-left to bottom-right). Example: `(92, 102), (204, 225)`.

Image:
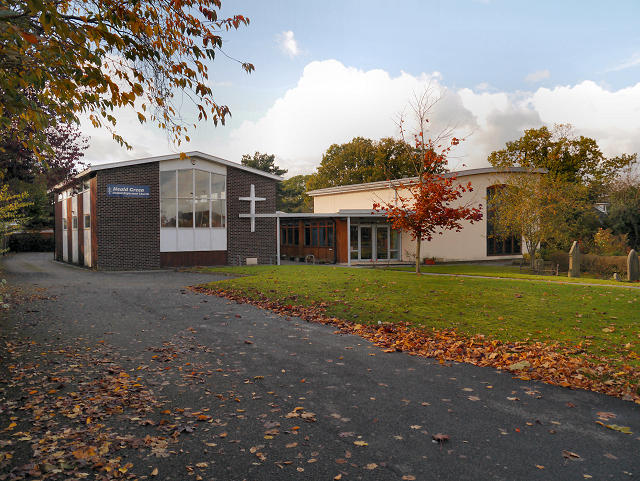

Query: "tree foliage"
(489, 173), (595, 266)
(374, 137), (483, 274)
(608, 169), (640, 251)
(307, 137), (424, 191)
(487, 124), (636, 189)
(240, 152), (287, 177)
(0, 0), (253, 158)
(1, 118), (87, 229)
(0, 185), (31, 253)
(278, 175), (313, 213)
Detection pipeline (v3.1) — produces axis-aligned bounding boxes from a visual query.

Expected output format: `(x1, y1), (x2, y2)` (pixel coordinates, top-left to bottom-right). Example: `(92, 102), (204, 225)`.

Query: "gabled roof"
(306, 166), (546, 197)
(49, 151), (283, 192)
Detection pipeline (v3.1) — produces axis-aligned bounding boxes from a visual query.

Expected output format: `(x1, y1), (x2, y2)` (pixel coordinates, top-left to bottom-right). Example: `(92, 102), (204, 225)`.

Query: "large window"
(486, 186), (521, 256)
(161, 169), (226, 228)
(280, 222), (300, 246)
(304, 221), (333, 247)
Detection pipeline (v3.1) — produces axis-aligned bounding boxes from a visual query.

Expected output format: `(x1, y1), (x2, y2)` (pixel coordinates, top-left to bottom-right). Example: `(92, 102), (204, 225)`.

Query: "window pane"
(294, 228), (299, 246)
(390, 230), (399, 251)
(194, 198), (209, 227)
(194, 170), (209, 199)
(350, 226), (358, 252)
(160, 171), (176, 198)
(84, 214), (91, 229)
(288, 228), (293, 245)
(72, 217), (78, 229)
(178, 199), (194, 227)
(211, 199), (225, 227)
(178, 170), (193, 198)
(281, 228), (287, 245)
(318, 227), (325, 246)
(211, 173), (226, 199)
(312, 227), (318, 246)
(160, 199), (176, 227)
(305, 228), (311, 246)
(327, 227), (333, 247)
(63, 218), (67, 230)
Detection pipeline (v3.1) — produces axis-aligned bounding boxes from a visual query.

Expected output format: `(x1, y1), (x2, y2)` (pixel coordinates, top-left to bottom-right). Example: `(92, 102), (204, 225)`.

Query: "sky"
(80, 0), (640, 178)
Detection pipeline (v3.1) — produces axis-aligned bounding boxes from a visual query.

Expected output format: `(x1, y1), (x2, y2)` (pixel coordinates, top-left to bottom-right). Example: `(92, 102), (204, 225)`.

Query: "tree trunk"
(415, 237), (422, 274)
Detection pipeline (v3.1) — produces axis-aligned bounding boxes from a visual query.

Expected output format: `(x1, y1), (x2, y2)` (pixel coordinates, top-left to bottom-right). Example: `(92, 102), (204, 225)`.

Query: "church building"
(50, 152), (281, 269)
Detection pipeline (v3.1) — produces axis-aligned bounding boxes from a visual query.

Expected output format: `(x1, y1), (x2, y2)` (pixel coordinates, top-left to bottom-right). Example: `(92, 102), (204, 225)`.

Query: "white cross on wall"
(238, 184), (266, 232)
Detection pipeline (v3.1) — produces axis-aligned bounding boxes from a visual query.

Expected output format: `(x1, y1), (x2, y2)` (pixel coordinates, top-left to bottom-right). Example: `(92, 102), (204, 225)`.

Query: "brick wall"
(227, 168), (277, 265)
(96, 163), (160, 269)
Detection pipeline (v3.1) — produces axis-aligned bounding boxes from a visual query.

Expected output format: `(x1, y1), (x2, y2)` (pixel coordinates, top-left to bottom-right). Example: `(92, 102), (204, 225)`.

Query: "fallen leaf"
(536, 465), (544, 469)
(403, 476), (417, 481)
(354, 440), (368, 446)
(562, 450), (584, 461)
(432, 433), (450, 442)
(151, 468), (158, 476)
(468, 396), (480, 401)
(604, 424), (633, 434)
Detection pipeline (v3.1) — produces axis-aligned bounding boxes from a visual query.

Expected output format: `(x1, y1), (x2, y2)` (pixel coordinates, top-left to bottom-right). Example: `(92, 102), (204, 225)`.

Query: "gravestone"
(628, 249), (639, 282)
(534, 258), (545, 272)
(613, 273), (621, 282)
(568, 241), (580, 278)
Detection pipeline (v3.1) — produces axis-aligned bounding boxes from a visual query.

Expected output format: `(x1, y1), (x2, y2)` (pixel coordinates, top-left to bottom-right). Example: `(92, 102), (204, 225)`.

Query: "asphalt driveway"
(0, 253), (638, 480)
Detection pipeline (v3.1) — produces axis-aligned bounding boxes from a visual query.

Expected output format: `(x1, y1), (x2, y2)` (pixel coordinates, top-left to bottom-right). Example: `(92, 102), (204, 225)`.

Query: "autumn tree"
(0, 186), (31, 254)
(488, 173), (594, 267)
(374, 138), (482, 274)
(487, 125), (636, 190)
(1, 0), (253, 159)
(487, 125), (636, 255)
(307, 137), (420, 191)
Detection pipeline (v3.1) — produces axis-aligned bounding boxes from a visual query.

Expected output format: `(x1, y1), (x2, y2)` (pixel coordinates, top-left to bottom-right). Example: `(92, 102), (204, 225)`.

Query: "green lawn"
(195, 265), (640, 367)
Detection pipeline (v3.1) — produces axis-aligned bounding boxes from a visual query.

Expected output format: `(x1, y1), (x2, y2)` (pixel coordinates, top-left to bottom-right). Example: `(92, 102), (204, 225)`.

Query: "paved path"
(0, 253), (638, 480)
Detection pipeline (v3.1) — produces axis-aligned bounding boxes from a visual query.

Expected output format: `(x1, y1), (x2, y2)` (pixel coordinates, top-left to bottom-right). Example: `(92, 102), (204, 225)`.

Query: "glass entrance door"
(359, 226), (372, 260)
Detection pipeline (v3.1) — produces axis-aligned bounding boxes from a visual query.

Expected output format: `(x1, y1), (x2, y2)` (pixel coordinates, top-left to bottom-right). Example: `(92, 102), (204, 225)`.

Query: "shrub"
(549, 251), (569, 272)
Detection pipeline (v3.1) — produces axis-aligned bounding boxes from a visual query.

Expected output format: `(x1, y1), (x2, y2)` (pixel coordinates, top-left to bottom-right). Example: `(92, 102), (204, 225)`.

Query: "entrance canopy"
(248, 209), (398, 266)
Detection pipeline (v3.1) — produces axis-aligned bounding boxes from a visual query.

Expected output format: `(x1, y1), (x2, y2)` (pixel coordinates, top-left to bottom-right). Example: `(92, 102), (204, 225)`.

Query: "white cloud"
(212, 61), (640, 176)
(604, 52), (640, 72)
(275, 31), (303, 58)
(79, 59), (640, 179)
(524, 69), (550, 83)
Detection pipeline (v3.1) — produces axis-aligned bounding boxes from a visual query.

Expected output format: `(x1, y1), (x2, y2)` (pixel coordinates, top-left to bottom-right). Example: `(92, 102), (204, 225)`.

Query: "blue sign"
(107, 184), (150, 198)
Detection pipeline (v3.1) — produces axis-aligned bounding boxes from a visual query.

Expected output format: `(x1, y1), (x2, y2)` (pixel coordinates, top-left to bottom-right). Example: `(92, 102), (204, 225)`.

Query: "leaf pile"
(202, 287), (640, 402)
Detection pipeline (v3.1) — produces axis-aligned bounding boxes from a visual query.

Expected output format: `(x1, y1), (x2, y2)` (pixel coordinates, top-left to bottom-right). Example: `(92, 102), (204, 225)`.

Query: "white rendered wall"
(314, 172), (523, 262)
(71, 197), (78, 264)
(62, 198), (68, 262)
(83, 192), (91, 267)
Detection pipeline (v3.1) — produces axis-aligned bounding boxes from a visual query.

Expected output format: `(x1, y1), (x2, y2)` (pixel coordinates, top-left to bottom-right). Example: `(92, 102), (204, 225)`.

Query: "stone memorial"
(568, 241), (580, 278)
(613, 273), (621, 282)
(628, 249), (639, 282)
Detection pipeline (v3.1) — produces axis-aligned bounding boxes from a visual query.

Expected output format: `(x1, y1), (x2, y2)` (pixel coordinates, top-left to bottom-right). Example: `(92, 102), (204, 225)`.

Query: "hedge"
(7, 233), (55, 252)
(548, 251), (627, 278)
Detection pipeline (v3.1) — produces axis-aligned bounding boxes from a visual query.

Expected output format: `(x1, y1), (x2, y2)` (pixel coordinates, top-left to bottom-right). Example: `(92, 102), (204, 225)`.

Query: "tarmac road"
(0, 252), (638, 480)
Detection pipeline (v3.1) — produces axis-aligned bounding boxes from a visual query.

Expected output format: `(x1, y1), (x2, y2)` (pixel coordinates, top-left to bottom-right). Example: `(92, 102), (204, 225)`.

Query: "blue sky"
(81, 0), (640, 176)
